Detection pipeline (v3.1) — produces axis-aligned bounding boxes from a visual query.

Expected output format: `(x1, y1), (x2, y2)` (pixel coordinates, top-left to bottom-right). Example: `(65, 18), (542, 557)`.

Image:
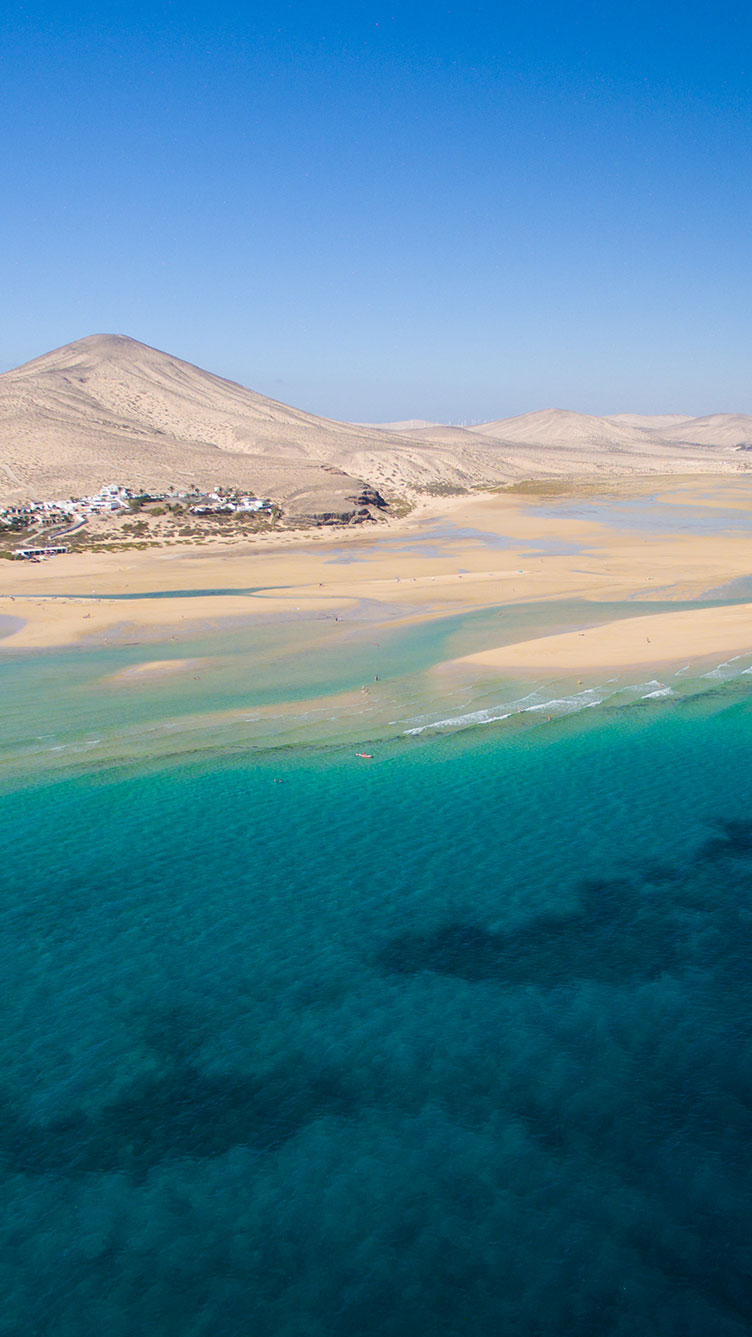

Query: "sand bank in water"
(0, 593), (350, 649)
(449, 603), (752, 673)
(3, 476), (752, 656)
(107, 657), (212, 683)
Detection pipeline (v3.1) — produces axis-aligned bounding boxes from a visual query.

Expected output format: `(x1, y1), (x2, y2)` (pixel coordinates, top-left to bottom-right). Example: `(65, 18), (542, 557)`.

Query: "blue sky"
(2, 2), (750, 420)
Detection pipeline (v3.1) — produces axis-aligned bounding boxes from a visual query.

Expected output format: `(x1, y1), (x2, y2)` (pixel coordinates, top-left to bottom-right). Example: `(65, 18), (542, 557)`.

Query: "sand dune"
(390, 424), (502, 446)
(471, 408), (663, 450)
(606, 413), (693, 430)
(656, 414), (752, 447)
(362, 419), (439, 431)
(1, 336), (749, 508)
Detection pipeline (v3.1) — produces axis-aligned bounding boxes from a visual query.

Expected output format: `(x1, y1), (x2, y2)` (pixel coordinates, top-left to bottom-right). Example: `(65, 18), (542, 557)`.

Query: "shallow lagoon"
(3, 589), (750, 777)
(529, 494), (752, 536)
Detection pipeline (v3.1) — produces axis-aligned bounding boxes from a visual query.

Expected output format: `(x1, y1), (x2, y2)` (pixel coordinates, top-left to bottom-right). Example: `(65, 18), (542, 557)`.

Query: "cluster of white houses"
(1, 483), (274, 557)
(188, 491), (272, 516)
(1, 483), (132, 529)
(1, 484), (273, 530)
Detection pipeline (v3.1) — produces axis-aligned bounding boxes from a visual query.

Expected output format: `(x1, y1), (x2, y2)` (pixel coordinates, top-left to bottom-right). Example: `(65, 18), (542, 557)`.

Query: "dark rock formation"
(282, 477), (388, 527)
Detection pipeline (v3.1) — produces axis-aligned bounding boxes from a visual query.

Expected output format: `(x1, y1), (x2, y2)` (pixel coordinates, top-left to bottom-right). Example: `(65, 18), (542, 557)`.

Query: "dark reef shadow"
(378, 877), (683, 987)
(0, 1054), (355, 1182)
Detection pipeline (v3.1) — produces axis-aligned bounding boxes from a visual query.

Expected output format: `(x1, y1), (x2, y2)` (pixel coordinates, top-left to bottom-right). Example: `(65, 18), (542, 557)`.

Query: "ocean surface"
(3, 610), (752, 1333)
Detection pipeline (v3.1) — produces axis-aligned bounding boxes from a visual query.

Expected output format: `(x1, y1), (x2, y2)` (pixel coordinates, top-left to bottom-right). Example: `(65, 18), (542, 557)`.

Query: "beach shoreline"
(3, 475), (752, 679)
(447, 603), (752, 674)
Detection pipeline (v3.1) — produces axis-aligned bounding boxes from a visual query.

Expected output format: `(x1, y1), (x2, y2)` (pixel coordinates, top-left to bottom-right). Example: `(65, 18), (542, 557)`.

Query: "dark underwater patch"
(697, 817), (752, 862)
(378, 877), (684, 986)
(0, 1058), (354, 1181)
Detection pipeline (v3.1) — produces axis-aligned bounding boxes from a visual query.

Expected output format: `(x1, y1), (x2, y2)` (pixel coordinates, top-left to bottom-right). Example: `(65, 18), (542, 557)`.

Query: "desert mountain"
(364, 420), (439, 432)
(655, 414), (752, 447)
(0, 334), (406, 516)
(0, 335), (524, 504)
(0, 336), (748, 508)
(607, 414), (693, 430)
(472, 408), (665, 450)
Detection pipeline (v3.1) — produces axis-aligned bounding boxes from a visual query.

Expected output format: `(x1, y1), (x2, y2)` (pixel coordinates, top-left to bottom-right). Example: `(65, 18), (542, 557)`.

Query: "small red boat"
(355, 752), (373, 759)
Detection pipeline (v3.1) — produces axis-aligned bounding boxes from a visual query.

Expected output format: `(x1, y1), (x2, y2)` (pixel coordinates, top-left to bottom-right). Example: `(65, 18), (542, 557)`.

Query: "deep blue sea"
(2, 675), (752, 1334)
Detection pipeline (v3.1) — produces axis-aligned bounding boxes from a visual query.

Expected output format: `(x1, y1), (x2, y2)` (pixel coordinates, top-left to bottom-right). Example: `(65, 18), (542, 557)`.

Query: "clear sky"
(2, 1), (750, 421)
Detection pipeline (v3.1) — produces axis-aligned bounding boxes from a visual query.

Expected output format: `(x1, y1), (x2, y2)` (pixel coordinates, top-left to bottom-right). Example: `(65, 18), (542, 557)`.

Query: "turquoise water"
(3, 675), (752, 1333)
(3, 594), (748, 775)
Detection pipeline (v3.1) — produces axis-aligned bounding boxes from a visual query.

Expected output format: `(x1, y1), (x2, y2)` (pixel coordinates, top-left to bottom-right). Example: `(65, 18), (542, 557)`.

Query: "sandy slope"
(656, 414), (752, 447)
(0, 335), (413, 506)
(362, 419), (439, 431)
(606, 413), (693, 430)
(1, 336), (749, 506)
(472, 408), (665, 449)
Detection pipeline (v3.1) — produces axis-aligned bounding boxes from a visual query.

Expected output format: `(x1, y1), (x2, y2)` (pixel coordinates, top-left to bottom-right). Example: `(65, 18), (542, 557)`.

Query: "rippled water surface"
(3, 674), (752, 1334)
(2, 594), (743, 773)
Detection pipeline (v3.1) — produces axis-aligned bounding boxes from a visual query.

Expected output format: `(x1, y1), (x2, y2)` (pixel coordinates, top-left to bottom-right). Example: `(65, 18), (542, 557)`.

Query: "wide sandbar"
(4, 475), (752, 659)
(449, 603), (752, 673)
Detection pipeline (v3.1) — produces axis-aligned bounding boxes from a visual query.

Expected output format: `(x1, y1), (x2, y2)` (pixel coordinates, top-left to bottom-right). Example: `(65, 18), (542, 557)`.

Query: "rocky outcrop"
(281, 476), (388, 527)
(356, 485), (387, 511)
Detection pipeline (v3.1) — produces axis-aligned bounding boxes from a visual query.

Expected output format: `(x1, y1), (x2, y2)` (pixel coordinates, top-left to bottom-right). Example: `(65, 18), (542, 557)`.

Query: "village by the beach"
(3, 474), (752, 681)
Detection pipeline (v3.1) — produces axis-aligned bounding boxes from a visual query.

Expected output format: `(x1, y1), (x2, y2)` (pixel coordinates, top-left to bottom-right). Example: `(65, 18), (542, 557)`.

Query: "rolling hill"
(0, 336), (747, 511)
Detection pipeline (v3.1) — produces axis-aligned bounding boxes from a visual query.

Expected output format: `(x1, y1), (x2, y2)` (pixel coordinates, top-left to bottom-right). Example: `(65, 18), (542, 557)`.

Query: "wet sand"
(106, 657), (211, 682)
(450, 602), (752, 673)
(3, 475), (752, 674)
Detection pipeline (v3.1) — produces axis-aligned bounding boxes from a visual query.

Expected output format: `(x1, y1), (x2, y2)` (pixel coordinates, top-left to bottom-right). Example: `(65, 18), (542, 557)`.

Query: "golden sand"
(451, 603), (752, 673)
(3, 476), (752, 677)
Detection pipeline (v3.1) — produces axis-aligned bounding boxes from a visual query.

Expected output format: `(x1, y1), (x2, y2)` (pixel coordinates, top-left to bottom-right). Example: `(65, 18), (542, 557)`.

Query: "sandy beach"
(450, 603), (752, 673)
(3, 475), (752, 676)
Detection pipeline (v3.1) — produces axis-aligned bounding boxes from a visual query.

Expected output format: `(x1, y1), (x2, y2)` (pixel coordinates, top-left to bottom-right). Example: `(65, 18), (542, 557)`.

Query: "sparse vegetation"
(379, 492), (414, 518)
(413, 481), (470, 496)
(2, 470), (403, 560)
(490, 476), (652, 499)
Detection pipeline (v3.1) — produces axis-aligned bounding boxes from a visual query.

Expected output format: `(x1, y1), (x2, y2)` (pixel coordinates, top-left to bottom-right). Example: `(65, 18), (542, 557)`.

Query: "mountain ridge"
(0, 335), (748, 506)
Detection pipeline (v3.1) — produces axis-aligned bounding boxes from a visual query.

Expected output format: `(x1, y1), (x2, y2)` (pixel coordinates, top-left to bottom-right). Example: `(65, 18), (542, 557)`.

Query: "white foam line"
(700, 654), (752, 681)
(403, 680), (628, 735)
(404, 708), (513, 735)
(620, 679), (664, 696)
(46, 739), (102, 754)
(525, 694), (603, 713)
